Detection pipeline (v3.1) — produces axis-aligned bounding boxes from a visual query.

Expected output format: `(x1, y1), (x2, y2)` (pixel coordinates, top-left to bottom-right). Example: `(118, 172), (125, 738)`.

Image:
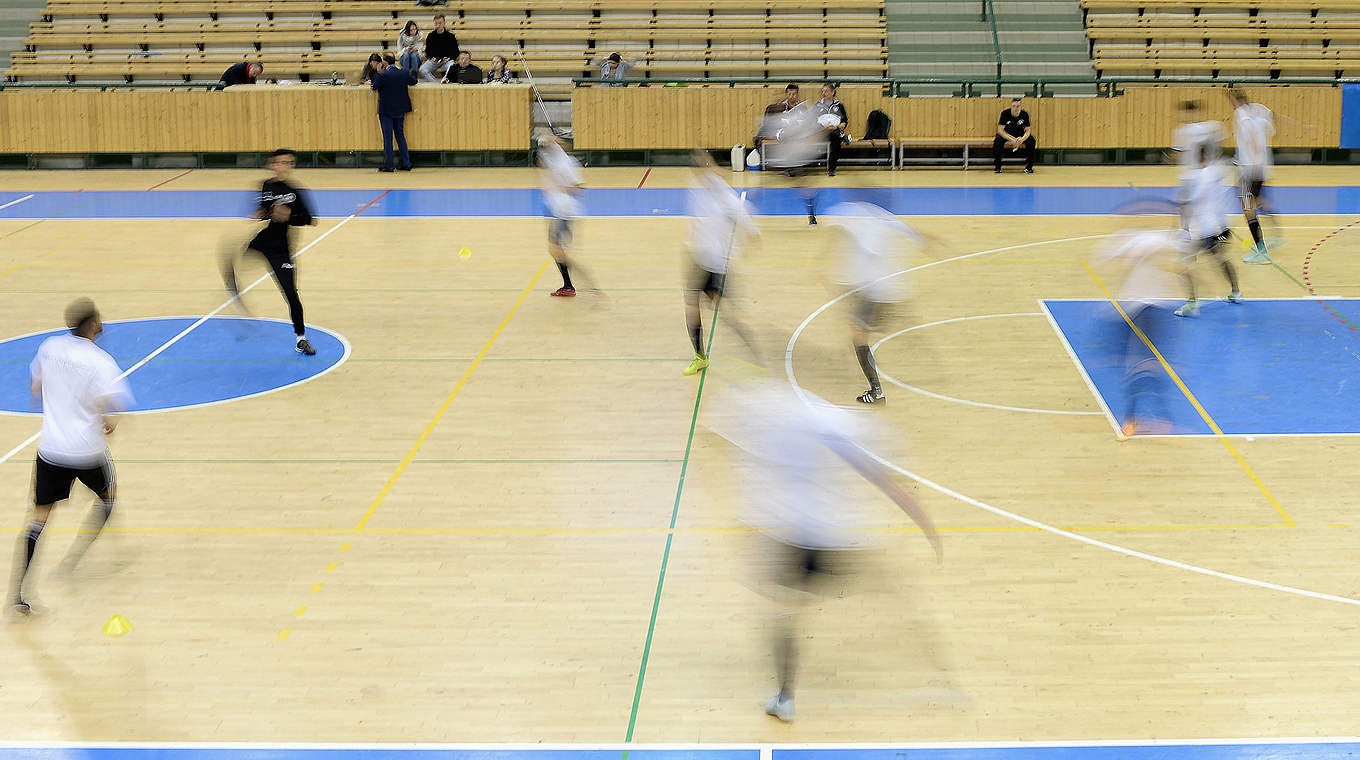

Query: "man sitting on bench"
(994, 96), (1036, 174)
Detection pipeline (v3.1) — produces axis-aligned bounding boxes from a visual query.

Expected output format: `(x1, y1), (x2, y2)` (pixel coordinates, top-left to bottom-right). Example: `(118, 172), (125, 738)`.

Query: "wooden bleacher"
(8, 0), (888, 90)
(1081, 0), (1360, 77)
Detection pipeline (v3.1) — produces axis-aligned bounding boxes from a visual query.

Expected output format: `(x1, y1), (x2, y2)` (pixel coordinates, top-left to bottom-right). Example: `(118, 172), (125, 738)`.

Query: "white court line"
(1039, 300), (1123, 434)
(785, 233), (1360, 610)
(0, 738), (1356, 750)
(871, 312), (1105, 417)
(0, 200), (374, 467)
(0, 194), (34, 212)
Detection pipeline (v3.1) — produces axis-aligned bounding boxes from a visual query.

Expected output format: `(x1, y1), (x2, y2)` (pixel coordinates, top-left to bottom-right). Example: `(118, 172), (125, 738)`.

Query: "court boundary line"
(0, 316), (351, 418)
(1038, 301), (1123, 433)
(785, 234), (1360, 609)
(0, 738), (1356, 750)
(0, 194), (33, 212)
(871, 312), (1105, 417)
(0, 189), (392, 469)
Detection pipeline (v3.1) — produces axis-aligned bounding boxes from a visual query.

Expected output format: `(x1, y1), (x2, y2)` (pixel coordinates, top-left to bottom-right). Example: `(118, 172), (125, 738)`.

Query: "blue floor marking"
(780, 744), (1360, 760)
(0, 186), (1357, 219)
(0, 317), (347, 415)
(1045, 299), (1360, 435)
(0, 752), (752, 760)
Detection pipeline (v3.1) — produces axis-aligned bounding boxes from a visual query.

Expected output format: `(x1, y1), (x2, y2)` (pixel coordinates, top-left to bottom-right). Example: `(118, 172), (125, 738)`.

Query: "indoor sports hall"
(2, 1), (1360, 759)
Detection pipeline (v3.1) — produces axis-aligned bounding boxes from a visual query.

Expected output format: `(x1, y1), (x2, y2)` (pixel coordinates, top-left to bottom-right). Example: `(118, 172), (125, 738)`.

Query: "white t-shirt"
(1172, 120), (1226, 173)
(539, 144), (584, 219)
(706, 382), (882, 551)
(31, 333), (133, 467)
(1233, 102), (1274, 174)
(826, 201), (920, 304)
(1098, 229), (1189, 307)
(1183, 162), (1229, 239)
(688, 172), (755, 274)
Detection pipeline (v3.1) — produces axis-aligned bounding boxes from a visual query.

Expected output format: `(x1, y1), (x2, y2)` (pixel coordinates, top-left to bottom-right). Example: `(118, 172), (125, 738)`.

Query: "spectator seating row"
(9, 0), (888, 89)
(1081, 0), (1360, 76)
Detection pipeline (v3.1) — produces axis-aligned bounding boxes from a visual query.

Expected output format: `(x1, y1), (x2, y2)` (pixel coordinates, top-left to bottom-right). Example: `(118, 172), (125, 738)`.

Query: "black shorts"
(851, 295), (887, 331)
(34, 454), (114, 505)
(774, 541), (851, 591)
(247, 233), (290, 263)
(686, 262), (726, 297)
(1199, 230), (1232, 254)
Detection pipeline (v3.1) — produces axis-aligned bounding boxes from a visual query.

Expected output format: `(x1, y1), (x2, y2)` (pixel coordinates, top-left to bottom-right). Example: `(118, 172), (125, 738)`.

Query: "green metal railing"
(0, 80), (225, 91)
(984, 0), (1002, 93)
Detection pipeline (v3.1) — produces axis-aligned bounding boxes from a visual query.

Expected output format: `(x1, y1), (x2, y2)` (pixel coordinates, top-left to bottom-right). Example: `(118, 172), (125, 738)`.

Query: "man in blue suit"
(371, 53), (415, 173)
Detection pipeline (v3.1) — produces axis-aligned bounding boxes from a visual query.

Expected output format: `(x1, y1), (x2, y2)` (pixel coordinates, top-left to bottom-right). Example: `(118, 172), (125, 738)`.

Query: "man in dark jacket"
(219, 61), (262, 89)
(442, 51), (483, 84)
(419, 14), (459, 82)
(371, 54), (416, 172)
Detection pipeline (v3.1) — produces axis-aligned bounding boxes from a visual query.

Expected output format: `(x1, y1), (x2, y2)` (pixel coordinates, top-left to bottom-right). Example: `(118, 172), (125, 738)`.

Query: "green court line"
(0, 200), (93, 241)
(623, 295), (722, 745)
(1271, 260), (1309, 291)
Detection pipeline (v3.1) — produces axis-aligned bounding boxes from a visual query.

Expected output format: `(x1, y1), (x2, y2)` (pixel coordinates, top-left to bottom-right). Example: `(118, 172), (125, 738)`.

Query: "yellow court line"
(352, 261), (549, 531)
(1081, 262), (1296, 526)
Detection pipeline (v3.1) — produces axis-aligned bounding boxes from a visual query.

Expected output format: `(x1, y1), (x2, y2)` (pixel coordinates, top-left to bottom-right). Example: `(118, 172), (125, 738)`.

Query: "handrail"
(985, 0), (1002, 95)
(0, 80), (226, 91)
(572, 77), (893, 86)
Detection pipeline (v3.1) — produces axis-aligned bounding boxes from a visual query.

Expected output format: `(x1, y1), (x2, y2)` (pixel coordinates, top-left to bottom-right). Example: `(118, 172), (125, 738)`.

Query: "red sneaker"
(550, 287), (576, 297)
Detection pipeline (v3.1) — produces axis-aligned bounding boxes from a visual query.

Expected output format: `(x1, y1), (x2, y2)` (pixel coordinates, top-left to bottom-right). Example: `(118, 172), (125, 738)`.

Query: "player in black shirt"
(221, 149), (318, 355)
(994, 97), (1037, 174)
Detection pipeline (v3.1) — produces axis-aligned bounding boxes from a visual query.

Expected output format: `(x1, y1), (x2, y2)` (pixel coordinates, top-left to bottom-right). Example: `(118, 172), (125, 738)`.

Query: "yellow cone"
(102, 614), (132, 636)
(458, 246), (472, 260)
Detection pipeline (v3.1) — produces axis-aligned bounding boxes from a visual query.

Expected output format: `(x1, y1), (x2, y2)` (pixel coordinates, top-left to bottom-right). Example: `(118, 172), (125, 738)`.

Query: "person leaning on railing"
(219, 60), (262, 90)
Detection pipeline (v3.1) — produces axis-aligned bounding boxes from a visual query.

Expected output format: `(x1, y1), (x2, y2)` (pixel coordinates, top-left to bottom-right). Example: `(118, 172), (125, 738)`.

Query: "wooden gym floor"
(0, 165), (1357, 744)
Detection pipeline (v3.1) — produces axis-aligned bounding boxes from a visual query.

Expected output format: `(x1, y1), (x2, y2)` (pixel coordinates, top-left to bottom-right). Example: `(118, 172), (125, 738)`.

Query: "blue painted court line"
(0, 186), (1357, 219)
(1044, 298), (1360, 436)
(780, 743), (1360, 760)
(0, 317), (347, 415)
(0, 751), (752, 760)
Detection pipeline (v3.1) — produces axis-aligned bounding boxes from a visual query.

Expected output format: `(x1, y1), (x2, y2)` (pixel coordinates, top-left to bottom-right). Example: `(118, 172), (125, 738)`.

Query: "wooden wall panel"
(575, 85), (1342, 150)
(0, 85), (533, 153)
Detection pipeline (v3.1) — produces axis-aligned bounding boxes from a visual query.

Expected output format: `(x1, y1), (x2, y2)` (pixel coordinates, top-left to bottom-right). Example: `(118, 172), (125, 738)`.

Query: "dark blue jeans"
(379, 115), (410, 170)
(399, 51), (422, 73)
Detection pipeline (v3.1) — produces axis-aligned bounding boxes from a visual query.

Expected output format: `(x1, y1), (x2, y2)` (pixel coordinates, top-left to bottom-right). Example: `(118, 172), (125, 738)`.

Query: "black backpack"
(864, 109), (891, 140)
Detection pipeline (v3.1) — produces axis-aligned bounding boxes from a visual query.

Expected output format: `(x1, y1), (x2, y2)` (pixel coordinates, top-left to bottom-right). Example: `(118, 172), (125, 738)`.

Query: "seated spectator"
(484, 54), (513, 85)
(593, 52), (634, 87)
(419, 14), (459, 82)
(442, 51), (482, 84)
(753, 83), (804, 149)
(359, 53), (383, 86)
(397, 21), (423, 74)
(219, 61), (262, 89)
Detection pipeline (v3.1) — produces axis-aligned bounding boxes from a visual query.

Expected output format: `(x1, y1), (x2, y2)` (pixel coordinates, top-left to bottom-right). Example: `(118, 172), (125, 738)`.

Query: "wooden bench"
(1082, 0), (1360, 8)
(897, 137), (997, 171)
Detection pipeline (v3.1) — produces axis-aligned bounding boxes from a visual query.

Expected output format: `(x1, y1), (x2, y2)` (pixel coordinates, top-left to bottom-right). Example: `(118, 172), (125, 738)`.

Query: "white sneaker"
(1227, 290), (1243, 304)
(764, 693), (795, 722)
(1174, 301), (1199, 318)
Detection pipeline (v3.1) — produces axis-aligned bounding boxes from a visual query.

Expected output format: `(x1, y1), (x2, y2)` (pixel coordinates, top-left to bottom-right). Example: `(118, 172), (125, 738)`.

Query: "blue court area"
(1044, 298), (1360, 436)
(0, 317), (347, 415)
(0, 185), (1358, 219)
(1, 743), (1358, 760)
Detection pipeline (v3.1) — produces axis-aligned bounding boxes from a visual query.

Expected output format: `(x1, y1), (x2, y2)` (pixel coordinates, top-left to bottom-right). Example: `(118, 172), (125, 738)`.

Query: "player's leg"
(852, 300), (884, 403)
(1211, 232), (1242, 301)
(266, 250), (313, 354)
(1023, 137), (1037, 173)
(548, 218), (576, 296)
(992, 136), (1006, 173)
(682, 284), (709, 375)
(1175, 249), (1201, 317)
(765, 543), (813, 722)
(59, 457), (117, 573)
(9, 458), (70, 614)
(1241, 178), (1271, 263)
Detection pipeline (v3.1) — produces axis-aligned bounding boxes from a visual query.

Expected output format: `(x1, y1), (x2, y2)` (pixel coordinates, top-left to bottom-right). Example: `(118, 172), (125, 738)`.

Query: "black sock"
(1222, 260), (1240, 292)
(1247, 216), (1264, 248)
(688, 321), (704, 356)
(11, 520), (44, 601)
(855, 344), (880, 391)
(556, 262), (573, 290)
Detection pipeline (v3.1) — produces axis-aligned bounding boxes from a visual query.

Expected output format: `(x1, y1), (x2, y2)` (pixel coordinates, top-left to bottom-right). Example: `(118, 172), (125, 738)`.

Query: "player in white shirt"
(1228, 89), (1276, 264)
(1170, 102), (1241, 318)
(538, 133), (592, 297)
(1094, 229), (1191, 437)
(703, 379), (940, 722)
(9, 299), (134, 616)
(682, 151), (761, 376)
(825, 202), (922, 403)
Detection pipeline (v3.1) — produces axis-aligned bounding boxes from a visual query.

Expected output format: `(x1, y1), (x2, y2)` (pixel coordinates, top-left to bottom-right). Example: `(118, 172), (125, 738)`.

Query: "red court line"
(355, 188), (392, 214)
(1298, 217), (1360, 332)
(637, 167), (652, 188)
(146, 169), (194, 191)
